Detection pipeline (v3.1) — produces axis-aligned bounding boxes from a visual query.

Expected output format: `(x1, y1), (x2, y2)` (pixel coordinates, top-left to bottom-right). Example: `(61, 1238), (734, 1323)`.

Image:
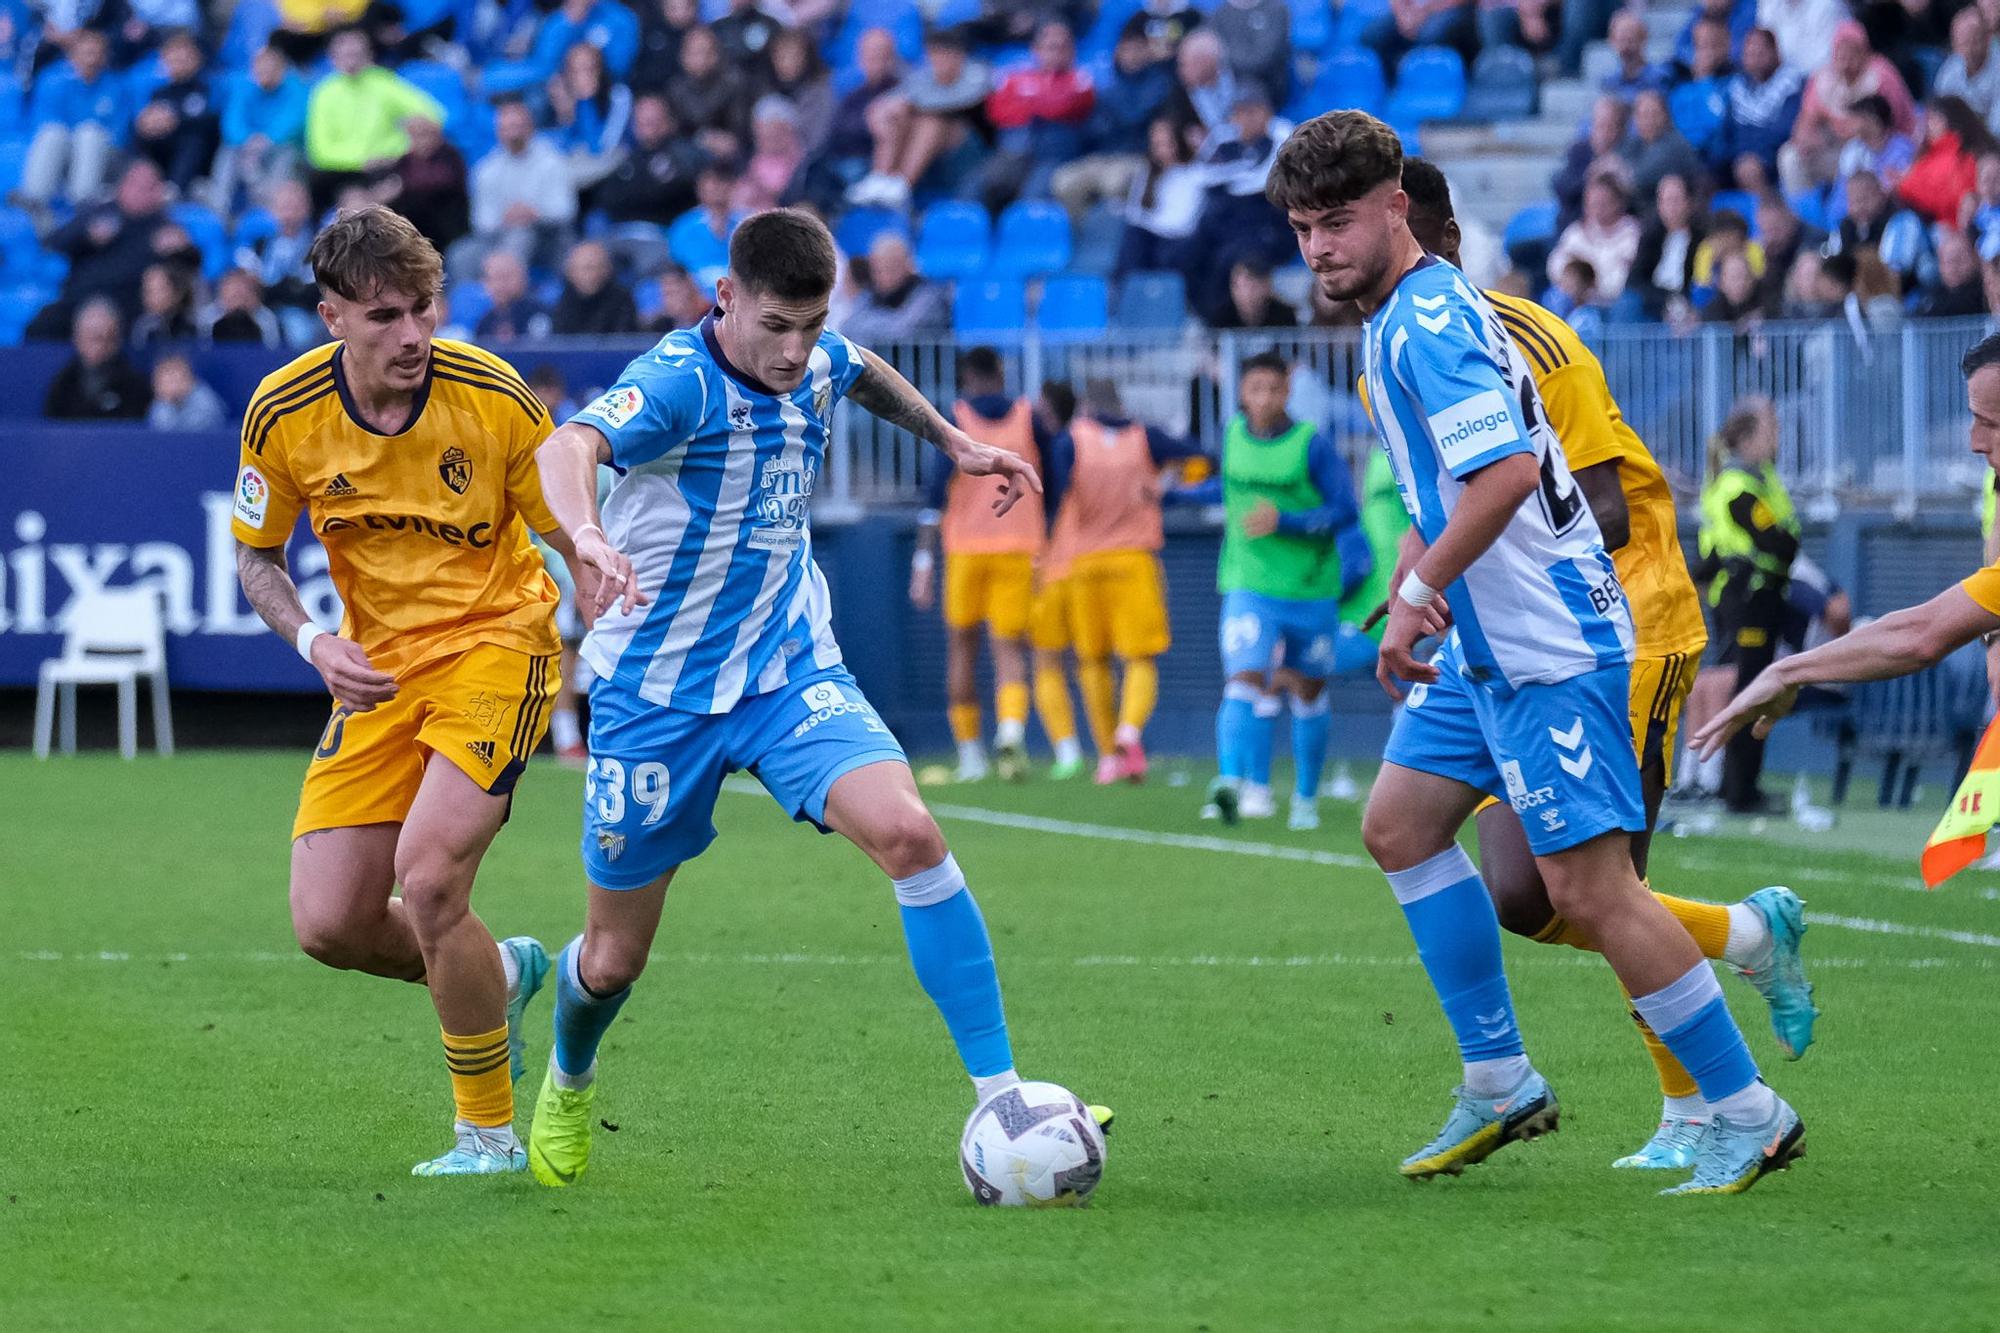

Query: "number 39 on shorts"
(587, 758), (671, 825)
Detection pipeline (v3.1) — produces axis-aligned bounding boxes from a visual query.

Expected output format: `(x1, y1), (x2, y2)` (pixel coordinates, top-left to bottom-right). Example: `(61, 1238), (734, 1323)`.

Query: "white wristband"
(295, 622), (325, 663)
(1398, 571), (1440, 608)
(575, 523), (605, 544)
(912, 550), (936, 574)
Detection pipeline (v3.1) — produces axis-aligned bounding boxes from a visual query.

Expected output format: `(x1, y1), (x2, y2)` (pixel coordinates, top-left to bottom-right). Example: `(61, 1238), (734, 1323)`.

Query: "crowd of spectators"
(15, 0), (2000, 390)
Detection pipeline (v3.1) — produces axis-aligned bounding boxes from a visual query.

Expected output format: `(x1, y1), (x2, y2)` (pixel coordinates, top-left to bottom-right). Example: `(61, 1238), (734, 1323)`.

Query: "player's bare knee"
(1360, 797), (1424, 870)
(395, 857), (476, 939)
(873, 804), (949, 880)
(581, 930), (648, 993)
(292, 911), (367, 970)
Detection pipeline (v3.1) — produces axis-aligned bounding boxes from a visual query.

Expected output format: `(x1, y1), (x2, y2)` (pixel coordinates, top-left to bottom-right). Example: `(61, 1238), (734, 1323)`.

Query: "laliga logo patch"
(233, 466), (270, 529)
(438, 446), (473, 495)
(587, 385), (645, 430)
(800, 682), (846, 712)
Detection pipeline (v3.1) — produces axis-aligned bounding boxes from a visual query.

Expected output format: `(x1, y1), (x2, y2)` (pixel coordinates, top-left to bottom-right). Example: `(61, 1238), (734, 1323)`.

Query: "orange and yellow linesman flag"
(1922, 713), (2000, 887)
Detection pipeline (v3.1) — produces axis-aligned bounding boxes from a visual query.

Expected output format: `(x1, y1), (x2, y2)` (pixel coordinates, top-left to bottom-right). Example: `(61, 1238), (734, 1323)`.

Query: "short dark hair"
(1039, 379), (1076, 426)
(958, 344), (1004, 388)
(925, 23), (969, 52)
(1852, 93), (1893, 126)
(727, 207), (838, 301)
(1820, 251), (1858, 287)
(1962, 332), (2000, 379)
(307, 204), (444, 302)
(1400, 156), (1453, 226)
(1241, 350), (1290, 379)
(1266, 110), (1403, 214)
(1710, 208), (1749, 237)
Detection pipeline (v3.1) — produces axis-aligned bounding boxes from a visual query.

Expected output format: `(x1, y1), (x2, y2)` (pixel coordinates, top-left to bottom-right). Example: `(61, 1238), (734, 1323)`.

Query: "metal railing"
(826, 315), (1998, 514)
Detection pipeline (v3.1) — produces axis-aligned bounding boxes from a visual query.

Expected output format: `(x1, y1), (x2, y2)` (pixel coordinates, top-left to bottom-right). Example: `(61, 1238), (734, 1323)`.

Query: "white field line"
(11, 949), (1994, 971)
(721, 784), (2000, 950)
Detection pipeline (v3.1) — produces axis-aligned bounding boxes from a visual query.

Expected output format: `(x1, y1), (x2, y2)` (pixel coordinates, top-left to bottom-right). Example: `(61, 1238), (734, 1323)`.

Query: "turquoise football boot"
(1660, 1094), (1805, 1196)
(1734, 887), (1819, 1059)
(502, 936), (552, 1084)
(413, 1125), (528, 1177)
(1612, 1115), (1708, 1170)
(1400, 1069), (1559, 1179)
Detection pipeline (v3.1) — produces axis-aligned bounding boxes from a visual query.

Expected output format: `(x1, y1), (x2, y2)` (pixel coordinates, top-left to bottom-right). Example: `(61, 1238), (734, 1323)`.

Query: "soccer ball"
(959, 1081), (1106, 1207)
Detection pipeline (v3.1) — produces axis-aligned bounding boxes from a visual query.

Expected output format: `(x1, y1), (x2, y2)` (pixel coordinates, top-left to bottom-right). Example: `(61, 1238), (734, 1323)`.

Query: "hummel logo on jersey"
(466, 739), (495, 766)
(1412, 293), (1451, 335)
(325, 473), (358, 497)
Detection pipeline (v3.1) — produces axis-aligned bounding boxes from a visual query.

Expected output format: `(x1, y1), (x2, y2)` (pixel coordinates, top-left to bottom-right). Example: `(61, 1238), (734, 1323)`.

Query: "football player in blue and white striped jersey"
(521, 208), (1107, 1189)
(1269, 112), (1802, 1197)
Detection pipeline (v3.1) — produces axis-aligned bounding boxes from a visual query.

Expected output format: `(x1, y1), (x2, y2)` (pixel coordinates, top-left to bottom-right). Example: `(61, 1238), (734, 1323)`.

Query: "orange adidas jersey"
(1483, 291), (1706, 659)
(229, 338), (562, 679)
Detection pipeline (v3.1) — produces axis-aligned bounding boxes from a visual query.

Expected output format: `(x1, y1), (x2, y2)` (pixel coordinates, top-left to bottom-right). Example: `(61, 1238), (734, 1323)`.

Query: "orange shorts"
(292, 643), (559, 838)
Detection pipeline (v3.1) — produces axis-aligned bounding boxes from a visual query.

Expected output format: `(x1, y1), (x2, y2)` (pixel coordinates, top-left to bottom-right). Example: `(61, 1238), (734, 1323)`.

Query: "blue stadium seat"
(835, 206), (908, 258)
(1288, 47), (1385, 122)
(1070, 204), (1124, 275)
(826, 0), (924, 71)
(219, 0), (280, 70)
(0, 283), (52, 346)
(1503, 201), (1559, 249)
(916, 201), (992, 279)
(953, 277), (1027, 338)
(449, 282), (493, 329)
(1112, 270), (1187, 330)
(1079, 0), (1143, 62)
(1037, 274), (1109, 341)
(1335, 0), (1392, 46)
(232, 207), (278, 253)
(1384, 47), (1466, 125)
(632, 276), (662, 319)
(1464, 44), (1537, 121)
(169, 202), (231, 281)
(478, 60), (543, 96)
(398, 60), (470, 128)
(0, 85), (22, 134)
(0, 205), (40, 281)
(990, 200), (1071, 278)
(1790, 187), (1830, 232)
(0, 133), (29, 194)
(1290, 0), (1335, 54)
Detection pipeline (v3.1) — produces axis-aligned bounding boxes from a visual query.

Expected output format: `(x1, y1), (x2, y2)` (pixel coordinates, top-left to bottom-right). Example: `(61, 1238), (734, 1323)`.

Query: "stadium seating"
(1287, 0), (1335, 56)
(952, 276), (1028, 338)
(990, 201), (1072, 279)
(917, 201), (993, 280)
(1112, 270), (1188, 331)
(835, 206), (909, 259)
(169, 202), (233, 282)
(1037, 274), (1110, 341)
(1070, 205), (1125, 276)
(1383, 47), (1466, 126)
(1285, 48), (1385, 122)
(1464, 45), (1537, 122)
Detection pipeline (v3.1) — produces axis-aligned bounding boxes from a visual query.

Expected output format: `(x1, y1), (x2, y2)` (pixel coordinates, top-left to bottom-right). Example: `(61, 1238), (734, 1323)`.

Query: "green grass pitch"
(5, 750), (2000, 1330)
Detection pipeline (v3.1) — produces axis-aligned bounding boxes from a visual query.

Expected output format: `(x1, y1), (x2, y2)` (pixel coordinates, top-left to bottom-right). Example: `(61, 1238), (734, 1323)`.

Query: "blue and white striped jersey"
(1361, 256), (1633, 689)
(571, 314), (867, 714)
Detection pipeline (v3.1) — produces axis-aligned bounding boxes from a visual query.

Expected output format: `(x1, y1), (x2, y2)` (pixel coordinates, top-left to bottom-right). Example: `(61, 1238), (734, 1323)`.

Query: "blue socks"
(551, 935), (631, 1083)
(1290, 692), (1331, 801)
(895, 854), (1014, 1079)
(1386, 845), (1528, 1094)
(1247, 694), (1281, 787)
(1631, 962), (1767, 1117)
(1215, 681), (1260, 782)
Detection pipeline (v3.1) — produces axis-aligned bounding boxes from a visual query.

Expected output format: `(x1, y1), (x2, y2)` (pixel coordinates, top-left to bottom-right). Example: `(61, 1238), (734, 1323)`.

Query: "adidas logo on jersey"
(466, 740), (495, 766)
(325, 473), (358, 497)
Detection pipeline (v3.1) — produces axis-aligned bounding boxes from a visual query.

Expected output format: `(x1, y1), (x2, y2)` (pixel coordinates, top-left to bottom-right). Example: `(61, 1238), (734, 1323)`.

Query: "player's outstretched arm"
(536, 421), (647, 620)
(236, 541), (397, 711)
(848, 345), (1043, 516)
(1691, 584), (2000, 757)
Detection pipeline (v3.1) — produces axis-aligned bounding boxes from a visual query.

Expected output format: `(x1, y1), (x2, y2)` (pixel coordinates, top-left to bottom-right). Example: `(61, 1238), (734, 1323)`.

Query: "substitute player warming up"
(230, 206), (580, 1176)
(1269, 114), (1803, 1196)
(526, 209), (1106, 1187)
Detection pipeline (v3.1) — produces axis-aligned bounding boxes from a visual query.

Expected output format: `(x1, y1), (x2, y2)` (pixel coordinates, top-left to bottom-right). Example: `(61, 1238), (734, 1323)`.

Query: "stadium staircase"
(1425, 0), (1695, 237)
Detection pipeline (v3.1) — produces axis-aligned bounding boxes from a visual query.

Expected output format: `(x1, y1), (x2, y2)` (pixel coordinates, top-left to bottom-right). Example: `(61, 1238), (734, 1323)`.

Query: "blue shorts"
(581, 665), (909, 890)
(1221, 589), (1373, 679)
(1383, 639), (1644, 854)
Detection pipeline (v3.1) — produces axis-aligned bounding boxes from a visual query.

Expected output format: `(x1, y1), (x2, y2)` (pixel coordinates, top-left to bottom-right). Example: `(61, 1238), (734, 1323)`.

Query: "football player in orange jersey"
(230, 206), (585, 1177)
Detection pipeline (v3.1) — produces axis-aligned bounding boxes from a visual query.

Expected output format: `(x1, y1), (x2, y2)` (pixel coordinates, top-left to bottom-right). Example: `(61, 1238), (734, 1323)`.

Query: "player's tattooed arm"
(236, 540), (398, 709)
(851, 346), (1043, 516)
(235, 540), (310, 641)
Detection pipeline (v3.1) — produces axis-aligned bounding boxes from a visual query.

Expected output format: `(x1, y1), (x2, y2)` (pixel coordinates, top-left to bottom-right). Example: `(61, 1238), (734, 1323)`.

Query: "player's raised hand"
(948, 430), (1043, 516)
(307, 635), (398, 712)
(1690, 668), (1799, 759)
(1376, 596), (1442, 702)
(575, 524), (647, 619)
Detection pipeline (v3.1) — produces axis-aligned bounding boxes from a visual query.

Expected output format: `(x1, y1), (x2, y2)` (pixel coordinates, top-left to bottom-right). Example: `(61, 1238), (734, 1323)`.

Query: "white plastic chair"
(33, 587), (175, 760)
